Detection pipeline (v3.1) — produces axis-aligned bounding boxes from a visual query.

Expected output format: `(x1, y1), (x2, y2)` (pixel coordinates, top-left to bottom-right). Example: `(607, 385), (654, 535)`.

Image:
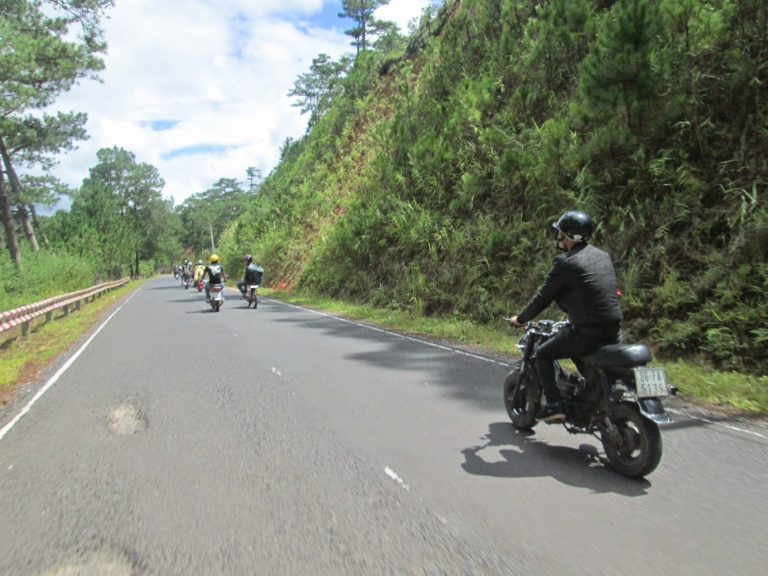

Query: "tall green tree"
(0, 0), (111, 267)
(177, 178), (251, 255)
(0, 111), (87, 251)
(338, 0), (391, 54)
(288, 54), (352, 129)
(246, 167), (263, 194)
(82, 147), (169, 275)
(579, 0), (663, 132)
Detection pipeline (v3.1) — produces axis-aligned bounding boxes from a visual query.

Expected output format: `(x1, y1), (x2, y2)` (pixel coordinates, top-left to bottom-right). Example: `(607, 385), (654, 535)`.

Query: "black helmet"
(553, 210), (593, 242)
(244, 254), (253, 263)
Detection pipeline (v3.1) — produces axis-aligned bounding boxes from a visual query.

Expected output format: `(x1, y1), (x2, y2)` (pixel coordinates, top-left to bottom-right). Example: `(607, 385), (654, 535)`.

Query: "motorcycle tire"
(601, 403), (662, 478)
(253, 297), (257, 309)
(213, 301), (220, 312)
(503, 360), (539, 430)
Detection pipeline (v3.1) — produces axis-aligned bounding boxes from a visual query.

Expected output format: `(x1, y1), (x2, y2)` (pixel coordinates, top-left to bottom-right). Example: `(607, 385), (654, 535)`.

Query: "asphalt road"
(1, 276), (766, 575)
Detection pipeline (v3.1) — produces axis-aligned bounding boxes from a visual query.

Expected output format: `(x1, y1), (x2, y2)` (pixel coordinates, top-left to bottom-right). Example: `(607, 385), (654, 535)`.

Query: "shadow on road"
(461, 422), (651, 496)
(260, 302), (514, 412)
(147, 284), (186, 291)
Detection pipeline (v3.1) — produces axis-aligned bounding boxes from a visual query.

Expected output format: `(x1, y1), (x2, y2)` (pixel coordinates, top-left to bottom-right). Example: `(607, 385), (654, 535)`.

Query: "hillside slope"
(221, 0), (768, 373)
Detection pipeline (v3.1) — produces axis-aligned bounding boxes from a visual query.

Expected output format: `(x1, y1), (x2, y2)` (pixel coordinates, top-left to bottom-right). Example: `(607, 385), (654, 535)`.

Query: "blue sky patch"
(314, 1), (347, 31)
(163, 144), (237, 160)
(143, 120), (179, 131)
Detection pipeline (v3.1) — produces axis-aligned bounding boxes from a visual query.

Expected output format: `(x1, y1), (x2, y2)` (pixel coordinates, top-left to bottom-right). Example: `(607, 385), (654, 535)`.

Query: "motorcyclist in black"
(181, 259), (193, 286)
(509, 211), (623, 422)
(203, 254), (226, 303)
(237, 254), (263, 298)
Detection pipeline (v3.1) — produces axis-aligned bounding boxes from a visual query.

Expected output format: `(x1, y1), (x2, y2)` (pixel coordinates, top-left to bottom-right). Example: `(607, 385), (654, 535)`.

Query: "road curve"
(0, 276), (766, 575)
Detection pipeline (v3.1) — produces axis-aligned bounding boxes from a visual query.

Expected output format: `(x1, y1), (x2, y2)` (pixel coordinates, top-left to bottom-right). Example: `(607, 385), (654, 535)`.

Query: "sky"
(47, 0), (437, 207)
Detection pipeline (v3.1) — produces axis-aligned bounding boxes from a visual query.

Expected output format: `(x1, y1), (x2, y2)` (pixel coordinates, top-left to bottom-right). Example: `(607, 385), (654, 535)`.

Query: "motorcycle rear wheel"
(212, 301), (220, 312)
(601, 403), (662, 478)
(503, 361), (539, 430)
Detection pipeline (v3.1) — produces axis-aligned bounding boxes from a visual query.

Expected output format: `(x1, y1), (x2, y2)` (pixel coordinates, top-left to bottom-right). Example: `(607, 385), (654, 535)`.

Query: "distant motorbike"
(196, 278), (204, 292)
(502, 319), (676, 478)
(209, 284), (224, 312)
(244, 283), (259, 308)
(183, 275), (190, 290)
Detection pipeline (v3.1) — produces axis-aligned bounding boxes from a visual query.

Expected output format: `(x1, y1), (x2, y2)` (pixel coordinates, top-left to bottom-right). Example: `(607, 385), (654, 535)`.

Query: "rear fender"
(637, 397), (673, 424)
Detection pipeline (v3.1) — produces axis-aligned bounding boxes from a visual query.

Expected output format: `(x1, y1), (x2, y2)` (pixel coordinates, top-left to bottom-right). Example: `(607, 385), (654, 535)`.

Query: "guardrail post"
(63, 304), (69, 316)
(46, 311), (52, 323)
(22, 321), (29, 336)
(75, 300), (81, 311)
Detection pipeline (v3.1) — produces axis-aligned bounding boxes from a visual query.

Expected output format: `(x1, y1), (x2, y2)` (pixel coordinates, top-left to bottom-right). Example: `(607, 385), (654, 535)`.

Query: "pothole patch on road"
(38, 551), (134, 576)
(108, 404), (147, 435)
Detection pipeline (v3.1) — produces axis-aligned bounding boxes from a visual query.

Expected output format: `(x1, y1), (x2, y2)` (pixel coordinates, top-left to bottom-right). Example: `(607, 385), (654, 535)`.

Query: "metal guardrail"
(0, 277), (131, 336)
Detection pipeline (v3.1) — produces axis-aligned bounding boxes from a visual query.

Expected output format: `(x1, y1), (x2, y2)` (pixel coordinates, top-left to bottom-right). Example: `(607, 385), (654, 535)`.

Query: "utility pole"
(209, 224), (215, 251)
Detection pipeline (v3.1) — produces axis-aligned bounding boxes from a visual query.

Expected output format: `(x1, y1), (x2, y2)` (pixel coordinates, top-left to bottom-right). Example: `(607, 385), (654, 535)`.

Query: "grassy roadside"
(0, 279), (150, 403)
(262, 288), (768, 416)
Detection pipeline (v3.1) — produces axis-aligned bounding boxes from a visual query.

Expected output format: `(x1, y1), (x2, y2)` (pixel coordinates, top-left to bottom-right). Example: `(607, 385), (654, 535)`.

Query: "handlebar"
(504, 318), (568, 334)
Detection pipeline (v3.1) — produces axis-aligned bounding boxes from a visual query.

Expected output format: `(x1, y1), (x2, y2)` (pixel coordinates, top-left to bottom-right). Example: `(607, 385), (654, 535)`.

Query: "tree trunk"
(0, 173), (22, 270)
(29, 203), (49, 246)
(0, 134), (39, 251)
(16, 203), (39, 251)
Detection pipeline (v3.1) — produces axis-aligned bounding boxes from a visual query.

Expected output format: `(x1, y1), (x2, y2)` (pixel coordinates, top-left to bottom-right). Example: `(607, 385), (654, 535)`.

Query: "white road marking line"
(271, 367), (282, 376)
(268, 298), (768, 443)
(385, 467), (410, 491)
(666, 409), (768, 440)
(275, 300), (509, 367)
(0, 288), (140, 443)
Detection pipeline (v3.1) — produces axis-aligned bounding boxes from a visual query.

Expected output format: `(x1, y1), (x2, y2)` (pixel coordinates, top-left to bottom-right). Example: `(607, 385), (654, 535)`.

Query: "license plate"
(633, 367), (668, 398)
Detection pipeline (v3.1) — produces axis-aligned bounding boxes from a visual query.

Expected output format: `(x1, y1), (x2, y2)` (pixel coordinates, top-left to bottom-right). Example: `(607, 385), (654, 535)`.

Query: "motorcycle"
(502, 319), (676, 478)
(183, 275), (190, 290)
(196, 278), (204, 292)
(209, 284), (224, 312)
(244, 284), (259, 308)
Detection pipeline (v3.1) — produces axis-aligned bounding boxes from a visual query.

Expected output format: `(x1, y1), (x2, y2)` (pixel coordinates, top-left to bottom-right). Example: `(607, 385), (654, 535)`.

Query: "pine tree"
(579, 0), (663, 132)
(338, 0), (391, 54)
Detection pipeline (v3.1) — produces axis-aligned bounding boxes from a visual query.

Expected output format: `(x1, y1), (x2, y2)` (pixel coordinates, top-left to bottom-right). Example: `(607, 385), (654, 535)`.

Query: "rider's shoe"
(536, 401), (566, 422)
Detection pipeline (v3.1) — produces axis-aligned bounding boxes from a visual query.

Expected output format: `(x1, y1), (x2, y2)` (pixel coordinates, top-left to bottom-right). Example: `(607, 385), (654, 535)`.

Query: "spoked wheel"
(601, 403), (662, 478)
(503, 361), (540, 430)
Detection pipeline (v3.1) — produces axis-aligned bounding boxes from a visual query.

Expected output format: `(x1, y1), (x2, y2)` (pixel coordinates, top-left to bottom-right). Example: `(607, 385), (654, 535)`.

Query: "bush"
(0, 248), (97, 311)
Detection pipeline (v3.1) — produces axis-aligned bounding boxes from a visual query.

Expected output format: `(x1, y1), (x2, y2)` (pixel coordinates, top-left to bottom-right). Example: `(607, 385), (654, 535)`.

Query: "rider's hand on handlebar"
(508, 315), (524, 328)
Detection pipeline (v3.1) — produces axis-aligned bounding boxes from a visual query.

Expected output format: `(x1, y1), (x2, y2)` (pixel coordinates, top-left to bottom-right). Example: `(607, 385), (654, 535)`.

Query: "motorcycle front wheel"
(601, 403), (662, 478)
(503, 361), (539, 430)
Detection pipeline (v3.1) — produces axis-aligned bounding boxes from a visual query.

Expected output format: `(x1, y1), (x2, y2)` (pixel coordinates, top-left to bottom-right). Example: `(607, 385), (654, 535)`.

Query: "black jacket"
(517, 243), (623, 327)
(244, 263), (263, 284)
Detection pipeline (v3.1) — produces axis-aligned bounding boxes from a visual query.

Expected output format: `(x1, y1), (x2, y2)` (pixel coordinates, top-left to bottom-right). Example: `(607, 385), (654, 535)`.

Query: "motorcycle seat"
(583, 344), (652, 368)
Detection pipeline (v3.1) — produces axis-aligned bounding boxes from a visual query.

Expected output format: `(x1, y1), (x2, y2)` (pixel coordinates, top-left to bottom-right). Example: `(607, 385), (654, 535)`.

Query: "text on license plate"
(633, 367), (668, 398)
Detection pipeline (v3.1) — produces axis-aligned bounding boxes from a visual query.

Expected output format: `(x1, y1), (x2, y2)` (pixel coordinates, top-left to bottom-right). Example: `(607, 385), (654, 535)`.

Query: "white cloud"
(46, 0), (430, 205)
(376, 0), (437, 32)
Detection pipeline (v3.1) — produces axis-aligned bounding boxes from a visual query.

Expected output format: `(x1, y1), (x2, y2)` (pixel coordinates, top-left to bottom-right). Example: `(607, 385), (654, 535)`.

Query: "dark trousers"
(535, 325), (620, 403)
(237, 280), (248, 296)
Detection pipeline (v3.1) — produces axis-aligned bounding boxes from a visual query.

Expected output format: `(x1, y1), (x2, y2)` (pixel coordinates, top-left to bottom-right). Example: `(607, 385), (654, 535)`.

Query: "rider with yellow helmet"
(203, 254), (226, 303)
